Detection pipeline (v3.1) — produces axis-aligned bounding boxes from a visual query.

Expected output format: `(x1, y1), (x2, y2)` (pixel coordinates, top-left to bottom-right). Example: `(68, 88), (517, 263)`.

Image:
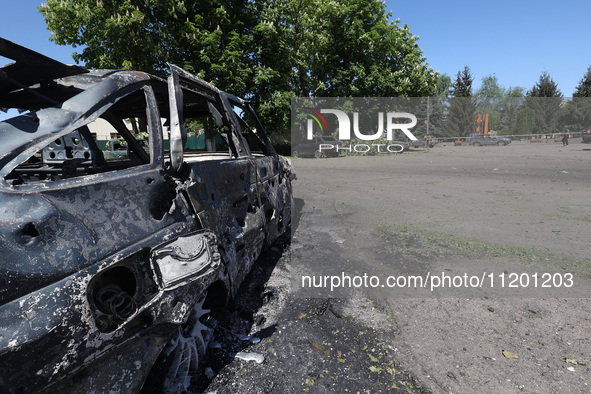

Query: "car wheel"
(497, 141), (505, 146)
(314, 150), (325, 159)
(473, 142), (481, 146)
(145, 292), (215, 394)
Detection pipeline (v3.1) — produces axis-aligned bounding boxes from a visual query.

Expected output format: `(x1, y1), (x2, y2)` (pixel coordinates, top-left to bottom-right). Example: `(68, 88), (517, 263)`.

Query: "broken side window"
(4, 89), (152, 186)
(164, 65), (246, 164)
(164, 90), (233, 162)
(183, 115), (229, 154)
(162, 114), (231, 162)
(230, 103), (274, 156)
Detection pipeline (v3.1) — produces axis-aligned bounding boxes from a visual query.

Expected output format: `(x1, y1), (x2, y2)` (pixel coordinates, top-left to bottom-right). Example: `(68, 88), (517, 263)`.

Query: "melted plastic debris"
(204, 367), (215, 379)
(208, 341), (222, 350)
(233, 352), (264, 364)
(237, 334), (261, 344)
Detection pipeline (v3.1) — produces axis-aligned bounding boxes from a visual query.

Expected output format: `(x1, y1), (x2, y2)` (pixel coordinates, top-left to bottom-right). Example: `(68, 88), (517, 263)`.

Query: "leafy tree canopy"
(475, 74), (504, 98)
(436, 73), (452, 97)
(505, 86), (526, 98)
(40, 0), (439, 135)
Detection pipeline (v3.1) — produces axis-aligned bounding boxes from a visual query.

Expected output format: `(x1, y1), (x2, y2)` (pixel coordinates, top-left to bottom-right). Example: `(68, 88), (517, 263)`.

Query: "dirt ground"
(197, 141), (591, 393)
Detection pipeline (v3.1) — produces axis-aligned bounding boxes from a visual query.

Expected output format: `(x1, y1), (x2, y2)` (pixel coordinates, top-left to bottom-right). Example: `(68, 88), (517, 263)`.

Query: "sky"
(385, 0), (591, 96)
(1, 1), (591, 96)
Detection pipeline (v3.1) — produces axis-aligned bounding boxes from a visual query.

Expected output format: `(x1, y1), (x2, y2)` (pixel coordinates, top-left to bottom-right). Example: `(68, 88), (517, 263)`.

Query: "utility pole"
(426, 97), (431, 135)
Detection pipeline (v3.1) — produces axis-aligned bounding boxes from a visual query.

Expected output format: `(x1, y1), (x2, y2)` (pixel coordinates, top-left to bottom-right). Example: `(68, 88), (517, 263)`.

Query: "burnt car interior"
(1, 38), (273, 188)
(4, 90), (152, 186)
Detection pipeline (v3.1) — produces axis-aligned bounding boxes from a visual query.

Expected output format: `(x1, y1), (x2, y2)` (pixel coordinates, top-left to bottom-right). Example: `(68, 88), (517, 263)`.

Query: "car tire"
(497, 141), (505, 146)
(314, 150), (325, 159)
(473, 142), (481, 146)
(143, 292), (215, 394)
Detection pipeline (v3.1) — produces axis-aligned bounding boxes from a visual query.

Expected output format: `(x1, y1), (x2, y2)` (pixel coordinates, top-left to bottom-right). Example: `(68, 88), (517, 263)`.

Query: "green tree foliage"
(411, 96), (446, 137)
(506, 86), (526, 97)
(40, 0), (438, 136)
(474, 75), (527, 134)
(40, 0), (257, 96)
(451, 66), (473, 98)
(436, 74), (452, 97)
(443, 66), (476, 137)
(313, 2), (437, 97)
(514, 106), (536, 134)
(475, 74), (503, 133)
(573, 66), (591, 97)
(560, 66), (591, 132)
(475, 74), (504, 98)
(527, 71), (562, 98)
(525, 71), (563, 134)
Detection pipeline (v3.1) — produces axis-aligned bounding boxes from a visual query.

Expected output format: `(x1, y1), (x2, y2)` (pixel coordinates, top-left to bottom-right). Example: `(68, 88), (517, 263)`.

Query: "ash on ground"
(190, 234), (427, 393)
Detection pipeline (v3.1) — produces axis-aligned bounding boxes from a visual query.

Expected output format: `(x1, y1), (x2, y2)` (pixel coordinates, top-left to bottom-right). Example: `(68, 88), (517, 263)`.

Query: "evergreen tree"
(561, 66), (591, 132)
(452, 66), (473, 97)
(525, 72), (563, 134)
(443, 66), (476, 137)
(573, 66), (591, 97)
(527, 71), (562, 98)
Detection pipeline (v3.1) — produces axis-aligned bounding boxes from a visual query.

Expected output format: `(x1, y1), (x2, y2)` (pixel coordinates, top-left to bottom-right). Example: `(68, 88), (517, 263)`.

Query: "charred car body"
(0, 38), (292, 393)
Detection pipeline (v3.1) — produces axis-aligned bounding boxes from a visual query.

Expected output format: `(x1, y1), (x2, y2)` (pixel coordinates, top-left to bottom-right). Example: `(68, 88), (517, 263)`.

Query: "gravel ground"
(197, 141), (591, 393)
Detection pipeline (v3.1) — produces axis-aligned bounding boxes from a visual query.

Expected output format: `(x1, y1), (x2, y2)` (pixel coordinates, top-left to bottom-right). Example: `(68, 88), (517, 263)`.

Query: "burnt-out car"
(0, 38), (292, 393)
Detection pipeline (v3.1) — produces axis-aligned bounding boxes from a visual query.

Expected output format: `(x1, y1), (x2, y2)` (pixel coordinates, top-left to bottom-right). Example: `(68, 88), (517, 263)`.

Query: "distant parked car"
(408, 137), (436, 149)
(392, 140), (411, 152)
(470, 135), (511, 146)
(293, 135), (342, 158)
(582, 126), (591, 143)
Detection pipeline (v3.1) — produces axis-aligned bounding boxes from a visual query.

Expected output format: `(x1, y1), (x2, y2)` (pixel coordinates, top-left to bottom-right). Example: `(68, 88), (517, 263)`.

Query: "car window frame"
(0, 83), (163, 192)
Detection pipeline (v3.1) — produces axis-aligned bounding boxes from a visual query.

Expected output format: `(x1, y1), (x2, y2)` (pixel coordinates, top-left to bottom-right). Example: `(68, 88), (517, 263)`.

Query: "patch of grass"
(540, 213), (591, 223)
(494, 191), (527, 198)
(377, 221), (591, 280)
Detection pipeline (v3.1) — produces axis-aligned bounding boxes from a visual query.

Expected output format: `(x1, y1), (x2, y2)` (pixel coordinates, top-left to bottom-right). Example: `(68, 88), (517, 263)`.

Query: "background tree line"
(423, 66), (591, 139)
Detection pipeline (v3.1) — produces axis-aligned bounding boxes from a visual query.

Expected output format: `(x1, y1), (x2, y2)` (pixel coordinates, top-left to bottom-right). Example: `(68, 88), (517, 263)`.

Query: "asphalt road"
(199, 140), (591, 393)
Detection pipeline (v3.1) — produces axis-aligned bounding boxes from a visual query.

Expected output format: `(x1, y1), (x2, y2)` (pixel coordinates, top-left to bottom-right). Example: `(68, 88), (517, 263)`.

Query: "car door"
(166, 65), (268, 291)
(230, 98), (292, 245)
